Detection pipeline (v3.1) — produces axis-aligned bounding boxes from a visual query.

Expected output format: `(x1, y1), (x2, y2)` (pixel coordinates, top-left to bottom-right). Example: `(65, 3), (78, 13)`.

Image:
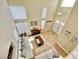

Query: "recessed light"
(56, 20), (60, 24)
(57, 12), (63, 15)
(61, 22), (64, 25)
(61, 0), (76, 7)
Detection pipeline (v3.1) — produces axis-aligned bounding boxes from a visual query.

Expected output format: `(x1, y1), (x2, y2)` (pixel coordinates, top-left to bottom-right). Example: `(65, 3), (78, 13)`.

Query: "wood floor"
(30, 30), (66, 59)
(41, 30), (58, 46)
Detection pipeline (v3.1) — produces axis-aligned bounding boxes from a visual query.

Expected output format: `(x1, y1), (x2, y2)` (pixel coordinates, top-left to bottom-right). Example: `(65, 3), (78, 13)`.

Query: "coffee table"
(35, 35), (44, 47)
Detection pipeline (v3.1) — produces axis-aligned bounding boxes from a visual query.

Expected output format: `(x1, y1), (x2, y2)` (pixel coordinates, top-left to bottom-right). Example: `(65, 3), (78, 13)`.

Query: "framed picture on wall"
(31, 21), (38, 26)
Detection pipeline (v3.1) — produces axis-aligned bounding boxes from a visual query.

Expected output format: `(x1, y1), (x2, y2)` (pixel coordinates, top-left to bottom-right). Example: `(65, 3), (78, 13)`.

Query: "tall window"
(9, 6), (27, 20)
(41, 8), (47, 19)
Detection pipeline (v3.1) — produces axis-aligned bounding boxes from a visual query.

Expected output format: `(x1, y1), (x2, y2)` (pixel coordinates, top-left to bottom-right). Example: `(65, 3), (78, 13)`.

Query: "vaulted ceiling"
(7, 0), (77, 24)
(7, 0), (60, 21)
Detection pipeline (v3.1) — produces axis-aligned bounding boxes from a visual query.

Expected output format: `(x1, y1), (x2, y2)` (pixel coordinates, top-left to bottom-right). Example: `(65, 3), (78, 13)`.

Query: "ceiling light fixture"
(61, 0), (76, 7)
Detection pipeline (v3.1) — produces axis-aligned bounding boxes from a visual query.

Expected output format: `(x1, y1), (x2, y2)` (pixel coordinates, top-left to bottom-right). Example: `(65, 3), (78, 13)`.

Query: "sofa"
(35, 35), (59, 59)
(35, 49), (59, 59)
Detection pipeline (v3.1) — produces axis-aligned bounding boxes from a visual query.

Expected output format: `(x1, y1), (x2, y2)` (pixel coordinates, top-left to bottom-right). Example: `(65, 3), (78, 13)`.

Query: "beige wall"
(0, 0), (17, 59)
(54, 7), (72, 23)
(7, 0), (59, 31)
(56, 1), (78, 53)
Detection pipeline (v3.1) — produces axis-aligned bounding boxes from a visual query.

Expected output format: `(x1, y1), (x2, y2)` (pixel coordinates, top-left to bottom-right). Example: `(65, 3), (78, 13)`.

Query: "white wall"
(0, 0), (16, 59)
(56, 1), (78, 54)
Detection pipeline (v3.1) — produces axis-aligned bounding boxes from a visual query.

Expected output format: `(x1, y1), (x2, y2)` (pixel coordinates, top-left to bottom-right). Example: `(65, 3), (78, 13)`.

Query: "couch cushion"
(35, 49), (58, 59)
(35, 41), (51, 55)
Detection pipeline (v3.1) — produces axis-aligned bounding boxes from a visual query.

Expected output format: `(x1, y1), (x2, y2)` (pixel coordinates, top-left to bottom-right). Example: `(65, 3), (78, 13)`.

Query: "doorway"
(7, 45), (13, 59)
